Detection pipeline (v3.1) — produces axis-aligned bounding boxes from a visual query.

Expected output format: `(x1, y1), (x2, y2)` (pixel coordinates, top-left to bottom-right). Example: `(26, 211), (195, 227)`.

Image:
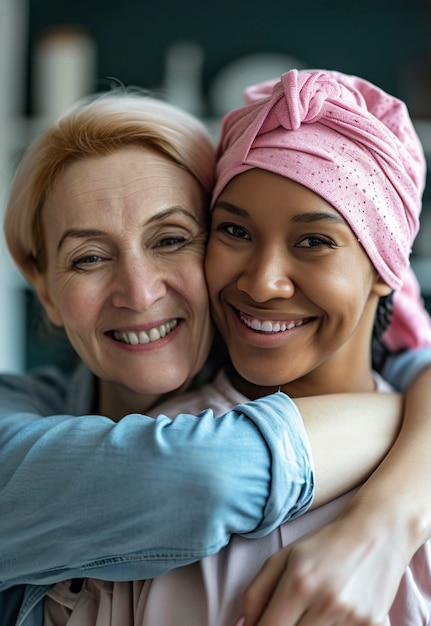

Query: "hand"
(236, 505), (409, 626)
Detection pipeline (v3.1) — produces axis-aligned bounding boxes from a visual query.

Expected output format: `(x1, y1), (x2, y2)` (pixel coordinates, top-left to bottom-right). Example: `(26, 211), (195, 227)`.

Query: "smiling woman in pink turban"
(213, 69), (431, 351)
(203, 69), (431, 626)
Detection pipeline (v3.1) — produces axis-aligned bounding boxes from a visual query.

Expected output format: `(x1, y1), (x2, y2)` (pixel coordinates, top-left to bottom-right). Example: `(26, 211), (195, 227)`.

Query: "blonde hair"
(4, 91), (216, 281)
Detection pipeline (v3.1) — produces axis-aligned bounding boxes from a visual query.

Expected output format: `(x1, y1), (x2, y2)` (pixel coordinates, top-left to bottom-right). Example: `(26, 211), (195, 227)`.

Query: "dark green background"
(27, 0), (431, 116)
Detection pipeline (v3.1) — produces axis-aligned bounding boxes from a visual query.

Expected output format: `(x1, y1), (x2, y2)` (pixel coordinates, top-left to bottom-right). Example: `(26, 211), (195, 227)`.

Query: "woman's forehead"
(44, 147), (204, 225)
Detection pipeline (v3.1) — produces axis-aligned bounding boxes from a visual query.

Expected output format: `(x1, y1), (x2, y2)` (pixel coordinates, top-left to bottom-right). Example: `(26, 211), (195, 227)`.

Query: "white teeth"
(240, 313), (304, 334)
(261, 321), (273, 332)
(138, 331), (150, 344)
(113, 319), (178, 345)
(250, 319), (262, 331)
(128, 332), (139, 345)
(149, 328), (160, 341)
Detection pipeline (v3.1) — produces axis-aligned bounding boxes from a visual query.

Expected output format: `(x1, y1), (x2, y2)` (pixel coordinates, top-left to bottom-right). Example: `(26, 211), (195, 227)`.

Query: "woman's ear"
(372, 273), (393, 298)
(31, 273), (64, 328)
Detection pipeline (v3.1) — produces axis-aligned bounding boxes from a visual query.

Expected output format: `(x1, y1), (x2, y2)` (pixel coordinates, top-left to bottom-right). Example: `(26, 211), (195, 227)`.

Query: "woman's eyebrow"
(291, 212), (346, 224)
(56, 207), (201, 252)
(213, 201), (346, 225)
(212, 201), (249, 218)
(146, 206), (201, 225)
(57, 229), (104, 252)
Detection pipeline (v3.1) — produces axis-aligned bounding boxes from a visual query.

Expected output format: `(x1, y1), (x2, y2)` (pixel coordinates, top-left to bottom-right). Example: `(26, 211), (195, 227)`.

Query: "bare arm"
(294, 392), (402, 508)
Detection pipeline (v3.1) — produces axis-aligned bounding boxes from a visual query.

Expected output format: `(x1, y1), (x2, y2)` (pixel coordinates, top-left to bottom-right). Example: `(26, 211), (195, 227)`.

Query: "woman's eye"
(219, 223), (250, 240)
(157, 235), (187, 248)
(297, 235), (334, 249)
(71, 254), (104, 268)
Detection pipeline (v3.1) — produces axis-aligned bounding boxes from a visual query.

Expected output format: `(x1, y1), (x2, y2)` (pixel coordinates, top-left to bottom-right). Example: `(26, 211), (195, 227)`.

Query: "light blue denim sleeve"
(0, 371), (313, 587)
(382, 347), (431, 391)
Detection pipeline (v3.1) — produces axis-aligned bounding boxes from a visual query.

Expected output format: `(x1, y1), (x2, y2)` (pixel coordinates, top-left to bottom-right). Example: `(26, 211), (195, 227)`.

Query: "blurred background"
(1, 0), (431, 372)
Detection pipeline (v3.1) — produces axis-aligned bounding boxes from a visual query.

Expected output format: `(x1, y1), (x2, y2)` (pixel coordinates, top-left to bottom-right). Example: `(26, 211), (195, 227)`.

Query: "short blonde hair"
(4, 91), (216, 281)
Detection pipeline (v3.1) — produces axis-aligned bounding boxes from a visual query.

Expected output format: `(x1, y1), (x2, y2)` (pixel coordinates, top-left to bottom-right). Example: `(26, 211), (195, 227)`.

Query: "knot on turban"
(213, 69), (431, 350)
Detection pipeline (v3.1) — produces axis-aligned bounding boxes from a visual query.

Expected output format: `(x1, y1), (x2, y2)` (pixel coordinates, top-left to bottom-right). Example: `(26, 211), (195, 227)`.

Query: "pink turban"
(213, 69), (431, 351)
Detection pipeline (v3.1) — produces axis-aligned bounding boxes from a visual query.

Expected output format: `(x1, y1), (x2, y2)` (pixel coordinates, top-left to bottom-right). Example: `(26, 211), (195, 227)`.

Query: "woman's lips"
(111, 319), (178, 345)
(239, 311), (311, 334)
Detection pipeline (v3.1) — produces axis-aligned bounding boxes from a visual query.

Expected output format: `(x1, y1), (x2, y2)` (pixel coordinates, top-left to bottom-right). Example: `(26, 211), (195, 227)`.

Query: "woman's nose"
(111, 258), (168, 311)
(236, 250), (295, 302)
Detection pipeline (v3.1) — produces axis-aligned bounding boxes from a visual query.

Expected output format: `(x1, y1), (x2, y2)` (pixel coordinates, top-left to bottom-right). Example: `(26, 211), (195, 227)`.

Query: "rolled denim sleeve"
(382, 347), (431, 391)
(0, 372), (313, 587)
(233, 391), (314, 536)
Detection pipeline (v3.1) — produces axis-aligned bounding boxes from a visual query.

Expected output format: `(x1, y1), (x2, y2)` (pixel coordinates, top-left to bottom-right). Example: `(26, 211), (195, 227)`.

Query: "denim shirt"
(0, 363), (317, 626)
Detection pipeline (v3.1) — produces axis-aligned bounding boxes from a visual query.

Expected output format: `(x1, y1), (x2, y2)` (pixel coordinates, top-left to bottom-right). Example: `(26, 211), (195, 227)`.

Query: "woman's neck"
(228, 360), (377, 400)
(97, 379), (164, 422)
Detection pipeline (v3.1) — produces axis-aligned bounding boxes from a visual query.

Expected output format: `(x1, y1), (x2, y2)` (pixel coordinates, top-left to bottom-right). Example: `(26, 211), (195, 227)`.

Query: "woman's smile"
(239, 311), (313, 334)
(232, 307), (316, 348)
(110, 319), (179, 346)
